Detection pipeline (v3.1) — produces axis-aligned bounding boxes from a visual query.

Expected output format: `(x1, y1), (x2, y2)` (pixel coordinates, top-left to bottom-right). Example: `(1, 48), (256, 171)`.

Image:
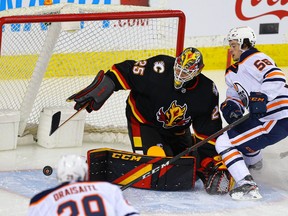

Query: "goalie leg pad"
(87, 148), (197, 191)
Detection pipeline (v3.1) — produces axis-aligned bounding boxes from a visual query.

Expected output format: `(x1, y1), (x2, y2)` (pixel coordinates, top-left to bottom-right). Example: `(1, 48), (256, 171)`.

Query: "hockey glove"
(197, 156), (234, 195)
(67, 70), (115, 113)
(249, 92), (267, 119)
(220, 100), (243, 124)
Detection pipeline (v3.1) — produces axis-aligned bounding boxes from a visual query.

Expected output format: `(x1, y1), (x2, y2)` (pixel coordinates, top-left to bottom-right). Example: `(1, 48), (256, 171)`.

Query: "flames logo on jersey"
(153, 61), (165, 73)
(156, 100), (191, 128)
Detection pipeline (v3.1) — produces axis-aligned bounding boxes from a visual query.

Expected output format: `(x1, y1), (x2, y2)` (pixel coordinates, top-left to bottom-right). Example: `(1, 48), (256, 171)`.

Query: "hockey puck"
(43, 166), (53, 176)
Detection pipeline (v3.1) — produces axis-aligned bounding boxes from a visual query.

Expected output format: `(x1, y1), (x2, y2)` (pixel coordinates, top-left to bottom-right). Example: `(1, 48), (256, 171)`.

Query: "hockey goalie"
(68, 47), (234, 194)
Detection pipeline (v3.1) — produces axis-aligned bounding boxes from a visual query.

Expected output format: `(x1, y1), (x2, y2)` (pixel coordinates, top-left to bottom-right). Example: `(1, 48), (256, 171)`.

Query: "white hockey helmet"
(174, 47), (204, 90)
(226, 26), (256, 48)
(56, 154), (88, 183)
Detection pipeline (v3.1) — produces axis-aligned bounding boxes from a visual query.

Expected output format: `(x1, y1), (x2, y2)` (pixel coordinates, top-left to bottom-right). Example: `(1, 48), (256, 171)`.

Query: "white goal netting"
(0, 3), (185, 144)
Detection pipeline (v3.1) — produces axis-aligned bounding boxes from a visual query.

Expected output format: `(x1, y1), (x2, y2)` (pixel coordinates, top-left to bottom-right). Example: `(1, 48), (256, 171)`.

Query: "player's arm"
(67, 70), (115, 113)
(191, 82), (222, 158)
(105, 59), (151, 93)
(261, 67), (286, 100)
(221, 73), (245, 123)
(252, 56), (286, 101)
(221, 97), (244, 124)
(248, 65), (285, 119)
(68, 58), (152, 113)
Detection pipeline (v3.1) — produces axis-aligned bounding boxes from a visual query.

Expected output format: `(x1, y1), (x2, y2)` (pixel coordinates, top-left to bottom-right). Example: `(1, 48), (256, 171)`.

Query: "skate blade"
(230, 189), (263, 201)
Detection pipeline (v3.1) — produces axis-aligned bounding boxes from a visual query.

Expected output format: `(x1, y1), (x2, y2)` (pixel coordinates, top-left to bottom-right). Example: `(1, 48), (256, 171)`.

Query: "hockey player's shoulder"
(198, 74), (219, 96)
(148, 54), (175, 63)
(225, 48), (261, 75)
(225, 62), (239, 75)
(29, 182), (70, 205)
(146, 54), (175, 72)
(198, 73), (216, 86)
(239, 47), (260, 63)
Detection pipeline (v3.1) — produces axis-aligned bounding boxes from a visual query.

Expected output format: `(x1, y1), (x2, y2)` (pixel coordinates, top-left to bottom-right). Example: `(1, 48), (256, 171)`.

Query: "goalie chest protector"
(87, 148), (196, 191)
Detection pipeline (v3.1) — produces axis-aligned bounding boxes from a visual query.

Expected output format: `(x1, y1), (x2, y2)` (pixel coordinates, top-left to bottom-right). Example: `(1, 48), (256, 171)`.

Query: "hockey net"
(0, 3), (185, 144)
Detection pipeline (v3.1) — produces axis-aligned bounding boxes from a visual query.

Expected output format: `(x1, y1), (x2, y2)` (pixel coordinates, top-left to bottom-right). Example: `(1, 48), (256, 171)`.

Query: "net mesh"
(0, 3), (184, 141)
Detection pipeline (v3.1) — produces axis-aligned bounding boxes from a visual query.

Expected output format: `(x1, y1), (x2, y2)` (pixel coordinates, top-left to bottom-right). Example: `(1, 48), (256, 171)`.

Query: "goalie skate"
(229, 175), (262, 200)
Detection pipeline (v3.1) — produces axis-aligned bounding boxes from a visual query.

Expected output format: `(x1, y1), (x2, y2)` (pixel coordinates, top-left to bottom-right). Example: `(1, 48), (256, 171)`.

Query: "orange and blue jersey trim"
(263, 68), (286, 84)
(267, 96), (288, 112)
(230, 120), (276, 146)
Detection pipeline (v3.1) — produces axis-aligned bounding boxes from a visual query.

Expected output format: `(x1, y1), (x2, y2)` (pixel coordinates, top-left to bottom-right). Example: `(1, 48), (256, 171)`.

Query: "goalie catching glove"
(67, 70), (115, 113)
(197, 156), (234, 195)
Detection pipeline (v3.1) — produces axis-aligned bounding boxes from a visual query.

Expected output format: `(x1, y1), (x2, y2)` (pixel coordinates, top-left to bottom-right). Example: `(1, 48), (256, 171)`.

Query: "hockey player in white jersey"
(28, 154), (139, 216)
(216, 26), (288, 200)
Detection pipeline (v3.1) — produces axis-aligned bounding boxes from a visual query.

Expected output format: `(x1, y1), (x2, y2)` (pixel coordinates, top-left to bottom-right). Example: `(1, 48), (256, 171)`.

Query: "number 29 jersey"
(28, 181), (139, 216)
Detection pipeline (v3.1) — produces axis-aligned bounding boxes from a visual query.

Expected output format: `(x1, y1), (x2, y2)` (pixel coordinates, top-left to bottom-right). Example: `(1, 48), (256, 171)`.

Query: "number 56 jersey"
(28, 181), (139, 216)
(225, 48), (288, 121)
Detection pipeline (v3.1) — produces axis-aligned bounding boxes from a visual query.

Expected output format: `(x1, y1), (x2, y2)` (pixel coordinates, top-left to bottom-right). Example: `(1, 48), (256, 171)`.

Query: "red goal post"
(0, 4), (185, 144)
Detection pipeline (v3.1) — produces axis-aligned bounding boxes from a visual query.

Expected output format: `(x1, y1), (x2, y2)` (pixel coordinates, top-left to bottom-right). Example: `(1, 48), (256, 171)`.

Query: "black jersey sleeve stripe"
(263, 67), (283, 78)
(263, 78), (286, 83)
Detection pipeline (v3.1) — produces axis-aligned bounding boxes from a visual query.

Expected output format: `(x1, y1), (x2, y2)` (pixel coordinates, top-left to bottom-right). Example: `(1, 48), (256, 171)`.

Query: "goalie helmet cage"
(0, 3), (185, 144)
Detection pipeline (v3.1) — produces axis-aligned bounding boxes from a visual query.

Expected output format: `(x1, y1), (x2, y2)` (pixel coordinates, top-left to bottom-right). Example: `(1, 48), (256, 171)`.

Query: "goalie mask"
(57, 154), (88, 183)
(174, 47), (204, 90)
(226, 26), (256, 49)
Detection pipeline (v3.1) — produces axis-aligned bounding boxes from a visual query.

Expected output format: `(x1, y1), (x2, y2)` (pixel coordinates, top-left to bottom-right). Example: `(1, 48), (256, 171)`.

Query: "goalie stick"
(120, 113), (250, 191)
(49, 103), (89, 136)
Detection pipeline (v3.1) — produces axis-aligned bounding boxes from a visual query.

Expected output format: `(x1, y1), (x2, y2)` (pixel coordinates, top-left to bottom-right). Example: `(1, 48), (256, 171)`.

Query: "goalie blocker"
(87, 148), (196, 191)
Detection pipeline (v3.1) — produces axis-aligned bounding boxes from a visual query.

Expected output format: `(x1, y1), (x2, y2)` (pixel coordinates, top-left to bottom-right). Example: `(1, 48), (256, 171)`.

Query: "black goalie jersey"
(105, 54), (222, 144)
